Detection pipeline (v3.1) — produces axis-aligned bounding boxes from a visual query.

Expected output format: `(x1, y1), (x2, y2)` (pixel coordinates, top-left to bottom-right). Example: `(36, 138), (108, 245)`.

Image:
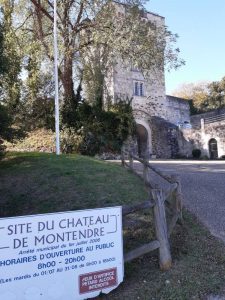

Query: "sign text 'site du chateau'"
(0, 207), (124, 300)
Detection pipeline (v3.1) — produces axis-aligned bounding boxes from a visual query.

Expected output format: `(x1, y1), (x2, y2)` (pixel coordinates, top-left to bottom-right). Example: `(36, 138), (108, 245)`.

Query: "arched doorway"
(208, 138), (218, 159)
(136, 124), (148, 158)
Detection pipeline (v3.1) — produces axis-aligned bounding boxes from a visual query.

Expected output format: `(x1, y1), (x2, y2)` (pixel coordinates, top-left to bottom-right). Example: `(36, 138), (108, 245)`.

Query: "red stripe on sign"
(79, 267), (117, 294)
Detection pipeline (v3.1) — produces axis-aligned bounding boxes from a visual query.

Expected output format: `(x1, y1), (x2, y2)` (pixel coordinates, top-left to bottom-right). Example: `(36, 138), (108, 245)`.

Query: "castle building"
(103, 4), (225, 159)
(104, 6), (191, 158)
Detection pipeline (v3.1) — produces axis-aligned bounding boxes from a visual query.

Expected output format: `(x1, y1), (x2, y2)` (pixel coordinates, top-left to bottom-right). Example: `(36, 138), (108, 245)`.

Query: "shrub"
(61, 99), (135, 156)
(201, 155), (209, 160)
(0, 140), (6, 159)
(60, 127), (82, 154)
(192, 149), (201, 159)
(0, 103), (24, 159)
(4, 98), (134, 157)
(174, 153), (188, 159)
(5, 129), (55, 153)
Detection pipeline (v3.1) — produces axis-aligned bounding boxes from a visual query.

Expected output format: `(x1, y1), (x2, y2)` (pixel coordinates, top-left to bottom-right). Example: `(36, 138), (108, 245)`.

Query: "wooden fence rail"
(121, 151), (183, 271)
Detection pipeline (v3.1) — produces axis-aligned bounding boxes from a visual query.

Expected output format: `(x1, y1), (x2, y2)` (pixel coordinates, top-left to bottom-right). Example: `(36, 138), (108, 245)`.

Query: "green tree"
(82, 47), (106, 107)
(0, 0), (184, 156)
(23, 50), (55, 130)
(0, 21), (12, 143)
(172, 81), (210, 114)
(0, 20), (23, 157)
(0, 104), (13, 141)
(0, 23), (8, 74)
(173, 78), (225, 114)
(203, 77), (225, 111)
(0, 1), (22, 118)
(4, 0), (183, 126)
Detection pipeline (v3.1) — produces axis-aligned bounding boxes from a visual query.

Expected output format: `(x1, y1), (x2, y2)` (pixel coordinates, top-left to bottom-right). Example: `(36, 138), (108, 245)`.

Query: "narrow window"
(134, 82), (139, 96)
(140, 83), (144, 96)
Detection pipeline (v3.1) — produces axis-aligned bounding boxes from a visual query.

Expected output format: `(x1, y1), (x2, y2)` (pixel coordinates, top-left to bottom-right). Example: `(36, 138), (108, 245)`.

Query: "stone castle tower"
(104, 5), (191, 158)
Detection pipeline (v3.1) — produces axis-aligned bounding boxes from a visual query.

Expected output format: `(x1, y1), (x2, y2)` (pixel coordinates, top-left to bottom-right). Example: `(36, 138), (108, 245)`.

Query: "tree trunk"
(61, 57), (75, 103)
(60, 56), (78, 127)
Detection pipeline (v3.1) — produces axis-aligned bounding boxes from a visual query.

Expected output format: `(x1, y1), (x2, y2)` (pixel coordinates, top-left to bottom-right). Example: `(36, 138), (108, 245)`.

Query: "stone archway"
(209, 138), (218, 159)
(135, 120), (152, 158)
(136, 124), (148, 158)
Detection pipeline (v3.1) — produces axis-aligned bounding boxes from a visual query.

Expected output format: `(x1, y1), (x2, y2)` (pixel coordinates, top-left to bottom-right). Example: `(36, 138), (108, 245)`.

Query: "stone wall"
(151, 117), (179, 158)
(123, 117), (225, 160)
(122, 116), (181, 159)
(177, 129), (201, 158)
(178, 119), (225, 158)
(111, 60), (167, 120)
(131, 109), (182, 159)
(166, 96), (191, 125)
(149, 112), (225, 159)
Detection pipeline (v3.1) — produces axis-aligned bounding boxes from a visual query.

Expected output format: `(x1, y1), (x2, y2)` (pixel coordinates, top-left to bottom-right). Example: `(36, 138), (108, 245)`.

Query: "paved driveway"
(136, 160), (225, 242)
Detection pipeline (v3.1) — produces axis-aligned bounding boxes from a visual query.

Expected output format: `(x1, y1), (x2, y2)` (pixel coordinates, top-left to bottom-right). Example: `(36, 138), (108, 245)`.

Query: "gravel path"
(133, 160), (225, 243)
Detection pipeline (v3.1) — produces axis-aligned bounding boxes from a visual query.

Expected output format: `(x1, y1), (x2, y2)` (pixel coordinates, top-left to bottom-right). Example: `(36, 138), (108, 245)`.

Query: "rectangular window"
(134, 82), (139, 96)
(133, 81), (144, 96)
(140, 83), (144, 96)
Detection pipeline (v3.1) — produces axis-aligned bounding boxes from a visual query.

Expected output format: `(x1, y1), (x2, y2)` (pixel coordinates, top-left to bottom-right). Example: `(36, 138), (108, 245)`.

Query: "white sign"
(0, 207), (123, 300)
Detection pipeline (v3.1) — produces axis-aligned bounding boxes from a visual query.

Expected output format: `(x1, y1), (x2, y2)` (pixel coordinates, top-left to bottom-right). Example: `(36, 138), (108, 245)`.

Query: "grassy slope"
(0, 152), (147, 217)
(1, 153), (225, 299)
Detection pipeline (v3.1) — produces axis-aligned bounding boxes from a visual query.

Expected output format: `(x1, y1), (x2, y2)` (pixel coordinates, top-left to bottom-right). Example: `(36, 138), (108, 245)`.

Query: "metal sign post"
(54, 0), (60, 155)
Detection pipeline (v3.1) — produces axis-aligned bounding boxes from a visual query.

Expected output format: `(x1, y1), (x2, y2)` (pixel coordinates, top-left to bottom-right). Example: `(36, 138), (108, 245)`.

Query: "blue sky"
(146, 0), (225, 94)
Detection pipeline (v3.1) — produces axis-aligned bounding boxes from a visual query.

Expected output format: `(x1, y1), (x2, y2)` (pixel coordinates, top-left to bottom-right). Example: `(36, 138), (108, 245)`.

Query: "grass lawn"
(1, 152), (225, 299)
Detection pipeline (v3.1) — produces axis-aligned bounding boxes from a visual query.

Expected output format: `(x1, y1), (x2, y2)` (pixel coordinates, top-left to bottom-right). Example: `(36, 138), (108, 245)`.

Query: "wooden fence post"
(143, 161), (150, 185)
(129, 152), (133, 170)
(121, 151), (125, 167)
(171, 175), (183, 222)
(152, 189), (172, 271)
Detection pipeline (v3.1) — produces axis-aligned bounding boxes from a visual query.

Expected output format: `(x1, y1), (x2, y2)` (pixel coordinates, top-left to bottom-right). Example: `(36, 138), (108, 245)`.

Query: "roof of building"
(146, 10), (164, 19)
